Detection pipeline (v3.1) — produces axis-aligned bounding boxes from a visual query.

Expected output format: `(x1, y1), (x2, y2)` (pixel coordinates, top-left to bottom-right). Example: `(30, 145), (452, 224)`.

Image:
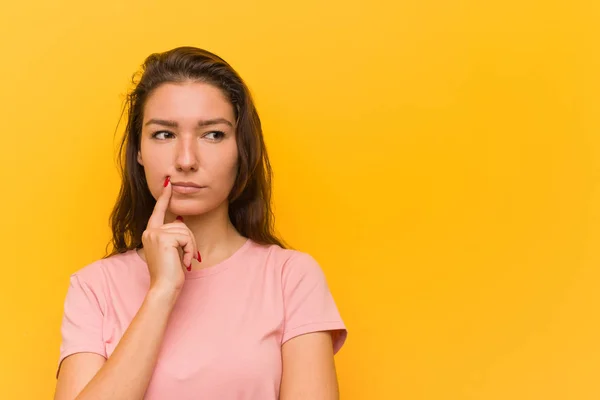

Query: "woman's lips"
(171, 184), (205, 194)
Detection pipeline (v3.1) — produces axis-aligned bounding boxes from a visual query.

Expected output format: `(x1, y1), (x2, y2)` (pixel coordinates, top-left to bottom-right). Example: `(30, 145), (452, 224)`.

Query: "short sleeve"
(281, 252), (347, 354)
(56, 274), (107, 378)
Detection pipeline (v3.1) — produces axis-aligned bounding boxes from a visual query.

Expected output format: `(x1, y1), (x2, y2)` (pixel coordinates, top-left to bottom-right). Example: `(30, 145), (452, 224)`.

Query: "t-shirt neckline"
(130, 238), (253, 279)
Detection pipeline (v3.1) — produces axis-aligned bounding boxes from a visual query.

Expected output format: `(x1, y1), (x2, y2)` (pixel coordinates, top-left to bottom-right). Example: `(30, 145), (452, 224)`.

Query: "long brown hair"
(105, 46), (286, 257)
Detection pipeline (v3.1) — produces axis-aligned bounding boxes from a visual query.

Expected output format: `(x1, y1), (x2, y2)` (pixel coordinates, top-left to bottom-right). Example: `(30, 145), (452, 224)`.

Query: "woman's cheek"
(144, 160), (164, 198)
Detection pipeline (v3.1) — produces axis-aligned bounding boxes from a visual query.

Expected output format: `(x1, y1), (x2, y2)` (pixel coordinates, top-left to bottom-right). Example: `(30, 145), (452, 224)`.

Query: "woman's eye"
(152, 131), (174, 140)
(205, 131), (225, 140)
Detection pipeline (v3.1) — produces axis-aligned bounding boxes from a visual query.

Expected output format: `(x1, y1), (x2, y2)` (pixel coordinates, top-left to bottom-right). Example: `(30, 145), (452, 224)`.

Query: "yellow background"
(1, 0), (599, 398)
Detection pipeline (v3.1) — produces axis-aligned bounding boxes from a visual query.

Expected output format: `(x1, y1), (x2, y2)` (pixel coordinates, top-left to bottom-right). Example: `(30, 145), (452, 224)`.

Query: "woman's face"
(137, 81), (238, 217)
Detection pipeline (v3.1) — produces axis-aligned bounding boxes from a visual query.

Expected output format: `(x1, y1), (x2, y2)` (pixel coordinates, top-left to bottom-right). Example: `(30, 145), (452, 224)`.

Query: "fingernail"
(187, 264), (192, 271)
(196, 251), (202, 263)
(176, 216), (184, 222)
(163, 176), (170, 187)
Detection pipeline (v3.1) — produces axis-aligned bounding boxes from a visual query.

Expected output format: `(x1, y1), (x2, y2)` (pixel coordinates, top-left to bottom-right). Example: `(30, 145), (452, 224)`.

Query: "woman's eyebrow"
(144, 118), (233, 128)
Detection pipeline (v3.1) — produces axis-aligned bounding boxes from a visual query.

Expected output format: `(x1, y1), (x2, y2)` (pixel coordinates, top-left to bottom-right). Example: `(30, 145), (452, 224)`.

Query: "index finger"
(147, 176), (172, 229)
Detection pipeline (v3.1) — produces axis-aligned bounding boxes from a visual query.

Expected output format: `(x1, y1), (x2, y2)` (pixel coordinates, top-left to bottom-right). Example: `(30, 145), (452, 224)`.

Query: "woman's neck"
(178, 208), (246, 267)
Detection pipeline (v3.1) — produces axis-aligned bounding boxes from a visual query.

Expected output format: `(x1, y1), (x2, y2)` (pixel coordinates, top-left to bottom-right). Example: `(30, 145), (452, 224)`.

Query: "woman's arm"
(55, 179), (198, 399)
(280, 331), (340, 400)
(54, 287), (178, 400)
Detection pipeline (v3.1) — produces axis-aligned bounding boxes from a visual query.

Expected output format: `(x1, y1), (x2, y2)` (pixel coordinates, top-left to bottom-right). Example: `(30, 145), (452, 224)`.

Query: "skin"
(54, 82), (340, 400)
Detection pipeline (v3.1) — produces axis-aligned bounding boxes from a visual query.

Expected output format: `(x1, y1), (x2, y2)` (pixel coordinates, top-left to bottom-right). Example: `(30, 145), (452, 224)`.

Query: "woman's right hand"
(141, 176), (199, 295)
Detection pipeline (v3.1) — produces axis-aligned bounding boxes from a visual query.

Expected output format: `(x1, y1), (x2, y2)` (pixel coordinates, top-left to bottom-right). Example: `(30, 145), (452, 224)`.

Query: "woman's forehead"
(143, 82), (234, 125)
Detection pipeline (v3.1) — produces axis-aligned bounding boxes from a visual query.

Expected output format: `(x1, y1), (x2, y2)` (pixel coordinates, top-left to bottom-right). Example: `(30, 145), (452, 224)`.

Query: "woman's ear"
(137, 150), (144, 166)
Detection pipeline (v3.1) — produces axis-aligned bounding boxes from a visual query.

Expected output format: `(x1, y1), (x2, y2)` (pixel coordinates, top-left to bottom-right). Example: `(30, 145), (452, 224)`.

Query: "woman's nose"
(174, 138), (199, 172)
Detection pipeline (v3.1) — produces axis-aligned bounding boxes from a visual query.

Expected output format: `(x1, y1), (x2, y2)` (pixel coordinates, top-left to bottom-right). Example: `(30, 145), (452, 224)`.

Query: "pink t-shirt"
(56, 239), (347, 399)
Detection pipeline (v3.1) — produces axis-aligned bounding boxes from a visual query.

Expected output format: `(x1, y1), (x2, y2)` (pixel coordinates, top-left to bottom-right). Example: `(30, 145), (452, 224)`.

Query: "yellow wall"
(1, 0), (599, 398)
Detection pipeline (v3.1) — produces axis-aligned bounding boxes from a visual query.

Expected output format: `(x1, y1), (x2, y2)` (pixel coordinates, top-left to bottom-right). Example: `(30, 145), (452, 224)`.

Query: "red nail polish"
(197, 251), (202, 262)
(163, 176), (170, 187)
(187, 264), (192, 271)
(176, 216), (184, 222)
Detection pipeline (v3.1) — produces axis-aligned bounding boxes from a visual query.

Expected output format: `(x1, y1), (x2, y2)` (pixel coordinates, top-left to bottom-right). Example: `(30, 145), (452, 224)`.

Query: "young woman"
(53, 47), (347, 400)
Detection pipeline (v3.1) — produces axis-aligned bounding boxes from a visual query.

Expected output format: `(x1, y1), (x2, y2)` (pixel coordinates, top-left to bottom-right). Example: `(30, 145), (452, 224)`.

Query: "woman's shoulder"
(249, 239), (304, 259)
(248, 240), (324, 275)
(69, 249), (143, 284)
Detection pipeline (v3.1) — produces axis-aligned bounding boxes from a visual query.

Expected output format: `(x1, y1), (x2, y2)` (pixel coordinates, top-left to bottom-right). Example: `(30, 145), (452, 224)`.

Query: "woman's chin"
(168, 201), (222, 217)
